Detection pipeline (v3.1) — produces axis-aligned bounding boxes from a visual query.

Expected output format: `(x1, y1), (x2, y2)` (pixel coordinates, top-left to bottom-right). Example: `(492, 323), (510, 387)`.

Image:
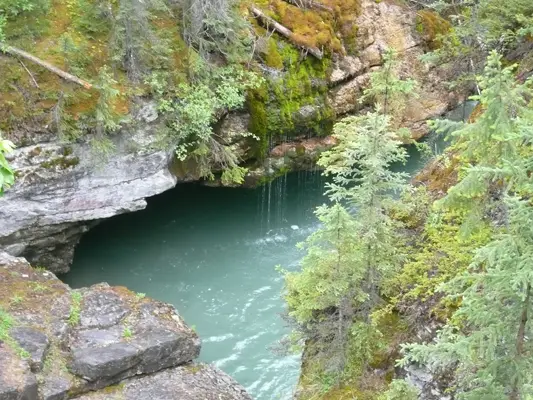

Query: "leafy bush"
(0, 135), (15, 195)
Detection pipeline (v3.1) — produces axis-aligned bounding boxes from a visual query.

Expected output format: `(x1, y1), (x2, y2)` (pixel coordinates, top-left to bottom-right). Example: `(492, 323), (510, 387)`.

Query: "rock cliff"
(0, 0), (460, 273)
(0, 252), (251, 400)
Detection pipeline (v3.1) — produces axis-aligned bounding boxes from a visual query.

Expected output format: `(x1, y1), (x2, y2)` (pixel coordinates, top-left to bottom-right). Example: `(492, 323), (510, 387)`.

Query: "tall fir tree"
(435, 51), (533, 233)
(400, 52), (533, 400)
(281, 49), (414, 384)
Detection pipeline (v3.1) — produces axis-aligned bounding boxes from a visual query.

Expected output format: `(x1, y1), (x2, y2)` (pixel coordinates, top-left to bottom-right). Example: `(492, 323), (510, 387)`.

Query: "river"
(63, 102), (474, 400)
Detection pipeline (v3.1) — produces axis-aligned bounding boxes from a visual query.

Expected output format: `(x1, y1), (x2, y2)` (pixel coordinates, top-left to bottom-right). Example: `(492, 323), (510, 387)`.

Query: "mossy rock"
(416, 10), (452, 50)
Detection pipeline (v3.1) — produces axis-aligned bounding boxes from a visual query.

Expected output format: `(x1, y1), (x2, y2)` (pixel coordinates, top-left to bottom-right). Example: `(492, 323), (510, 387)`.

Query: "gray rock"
(0, 345), (38, 400)
(73, 364), (252, 400)
(131, 327), (201, 374)
(79, 289), (129, 329)
(0, 124), (177, 274)
(10, 327), (50, 372)
(0, 254), (250, 400)
(70, 343), (140, 381)
(40, 376), (71, 400)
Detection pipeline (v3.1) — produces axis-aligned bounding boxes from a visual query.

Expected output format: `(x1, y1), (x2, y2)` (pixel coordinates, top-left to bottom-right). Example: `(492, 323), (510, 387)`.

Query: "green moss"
(247, 84), (269, 159)
(264, 38), (284, 69)
(0, 308), (30, 359)
(416, 10), (452, 49)
(248, 40), (335, 160)
(184, 363), (206, 374)
(40, 155), (80, 170)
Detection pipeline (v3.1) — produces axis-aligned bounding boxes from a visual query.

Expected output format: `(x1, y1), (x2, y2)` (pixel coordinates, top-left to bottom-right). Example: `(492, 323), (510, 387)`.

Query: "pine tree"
(400, 53), (533, 400)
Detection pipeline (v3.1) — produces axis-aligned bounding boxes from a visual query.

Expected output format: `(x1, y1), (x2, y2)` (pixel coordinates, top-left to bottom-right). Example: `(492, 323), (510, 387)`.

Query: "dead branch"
(249, 6), (324, 59)
(1, 43), (93, 89)
(285, 0), (334, 13)
(18, 59), (40, 88)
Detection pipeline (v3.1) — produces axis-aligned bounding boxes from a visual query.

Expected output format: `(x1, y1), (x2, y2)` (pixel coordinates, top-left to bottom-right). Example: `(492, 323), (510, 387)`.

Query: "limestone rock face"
(0, 253), (249, 400)
(0, 105), (178, 274)
(329, 0), (460, 139)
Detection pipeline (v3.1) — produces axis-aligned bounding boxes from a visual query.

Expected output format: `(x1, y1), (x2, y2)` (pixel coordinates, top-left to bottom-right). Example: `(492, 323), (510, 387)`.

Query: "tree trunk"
(1, 44), (93, 89)
(510, 284), (531, 400)
(249, 6), (324, 59)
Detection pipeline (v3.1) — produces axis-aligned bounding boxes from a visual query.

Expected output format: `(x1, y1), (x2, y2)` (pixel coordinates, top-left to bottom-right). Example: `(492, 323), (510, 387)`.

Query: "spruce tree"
(400, 53), (533, 399)
(435, 51), (533, 233)
(281, 49), (414, 383)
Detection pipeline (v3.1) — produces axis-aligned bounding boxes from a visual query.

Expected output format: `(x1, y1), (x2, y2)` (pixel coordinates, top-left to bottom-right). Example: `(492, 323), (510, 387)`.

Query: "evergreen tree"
(0, 135), (14, 195)
(435, 51), (533, 233)
(281, 49), (414, 383)
(400, 53), (533, 399)
(360, 49), (417, 121)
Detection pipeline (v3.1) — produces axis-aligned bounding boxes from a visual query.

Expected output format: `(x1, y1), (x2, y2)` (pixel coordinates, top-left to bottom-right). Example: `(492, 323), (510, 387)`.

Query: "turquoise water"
(63, 102), (473, 399)
(64, 171), (328, 399)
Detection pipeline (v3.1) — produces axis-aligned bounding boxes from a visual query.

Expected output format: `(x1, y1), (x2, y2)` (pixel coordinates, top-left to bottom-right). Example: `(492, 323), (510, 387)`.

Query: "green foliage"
(401, 52), (533, 399)
(10, 295), (23, 305)
(152, 61), (262, 184)
(0, 308), (30, 359)
(0, 0), (49, 18)
(360, 49), (418, 120)
(434, 52), (533, 234)
(282, 50), (416, 393)
(69, 291), (83, 326)
(181, 0), (253, 64)
(95, 66), (121, 136)
(112, 0), (171, 81)
(0, 135), (15, 195)
(122, 325), (133, 339)
(420, 0), (533, 88)
(379, 379), (419, 400)
(391, 209), (490, 315)
(249, 41), (334, 158)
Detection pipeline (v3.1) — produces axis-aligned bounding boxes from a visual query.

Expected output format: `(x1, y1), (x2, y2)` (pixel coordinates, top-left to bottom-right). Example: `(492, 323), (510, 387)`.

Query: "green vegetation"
(0, 136), (15, 195)
(281, 50), (415, 395)
(69, 291), (82, 326)
(122, 325), (133, 339)
(249, 41), (333, 158)
(282, 13), (533, 396)
(420, 0), (533, 88)
(0, 308), (30, 359)
(399, 52), (533, 400)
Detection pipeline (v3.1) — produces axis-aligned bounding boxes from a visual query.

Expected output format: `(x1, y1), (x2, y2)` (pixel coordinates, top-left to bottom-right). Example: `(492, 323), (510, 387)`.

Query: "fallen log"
(249, 6), (324, 59)
(1, 43), (93, 89)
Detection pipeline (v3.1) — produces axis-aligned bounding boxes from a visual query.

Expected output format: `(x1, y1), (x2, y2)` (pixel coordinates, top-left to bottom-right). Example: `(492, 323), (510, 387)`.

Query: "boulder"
(72, 364), (252, 400)
(0, 253), (245, 400)
(0, 346), (38, 400)
(10, 327), (50, 372)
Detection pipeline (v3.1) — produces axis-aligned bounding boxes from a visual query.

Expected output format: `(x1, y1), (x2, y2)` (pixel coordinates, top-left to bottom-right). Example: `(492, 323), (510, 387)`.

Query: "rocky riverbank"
(0, 252), (251, 400)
